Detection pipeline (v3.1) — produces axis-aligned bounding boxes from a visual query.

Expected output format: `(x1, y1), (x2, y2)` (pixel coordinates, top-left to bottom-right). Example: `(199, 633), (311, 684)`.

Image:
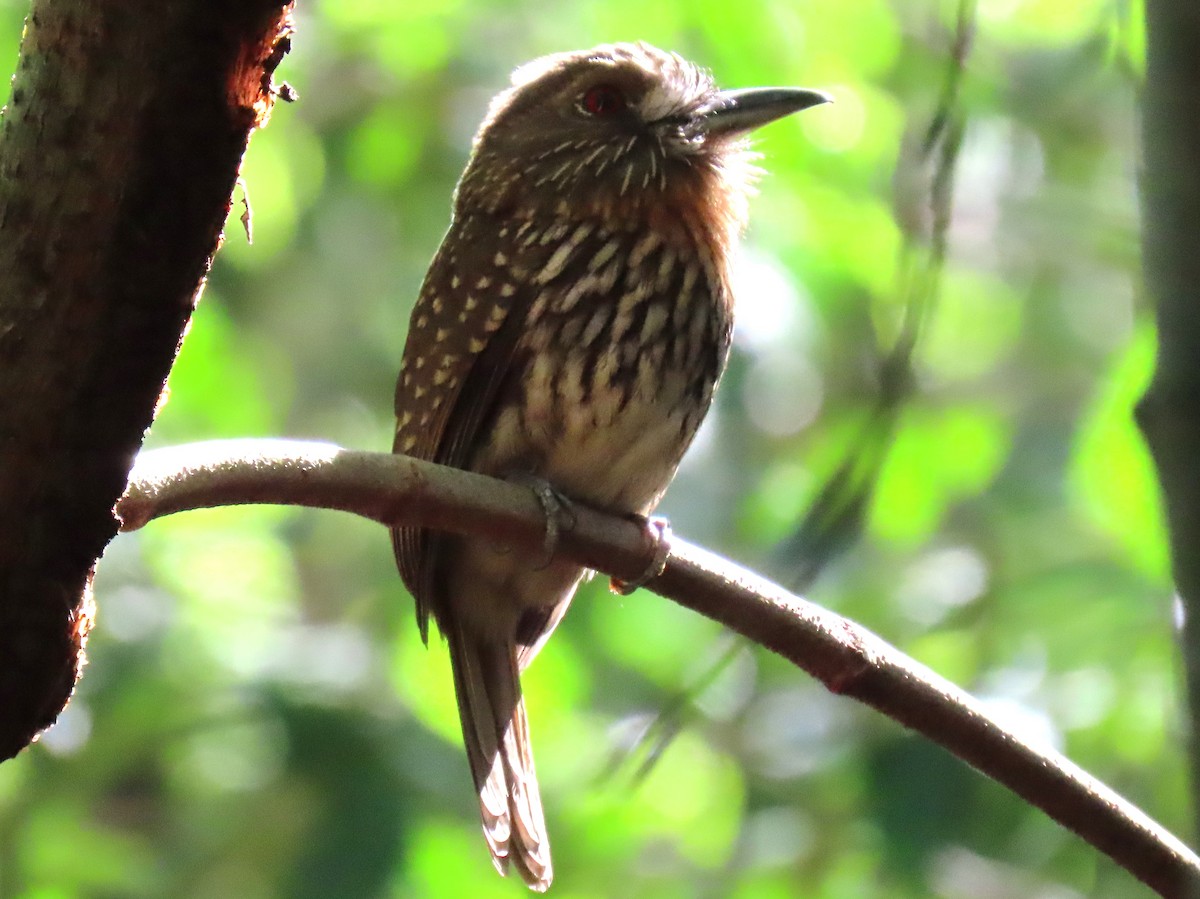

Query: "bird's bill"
(698, 87), (832, 136)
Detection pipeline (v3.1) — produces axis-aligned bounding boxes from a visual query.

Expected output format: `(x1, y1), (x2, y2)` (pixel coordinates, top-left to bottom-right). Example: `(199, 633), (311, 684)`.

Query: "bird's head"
(455, 42), (829, 247)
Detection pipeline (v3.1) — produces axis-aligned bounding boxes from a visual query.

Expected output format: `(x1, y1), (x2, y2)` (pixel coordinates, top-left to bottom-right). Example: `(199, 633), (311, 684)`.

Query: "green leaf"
(1069, 323), (1169, 580)
(872, 405), (1011, 545)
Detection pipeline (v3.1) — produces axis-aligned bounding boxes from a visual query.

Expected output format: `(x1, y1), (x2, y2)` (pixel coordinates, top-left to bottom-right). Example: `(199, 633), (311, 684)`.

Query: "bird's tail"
(447, 620), (553, 892)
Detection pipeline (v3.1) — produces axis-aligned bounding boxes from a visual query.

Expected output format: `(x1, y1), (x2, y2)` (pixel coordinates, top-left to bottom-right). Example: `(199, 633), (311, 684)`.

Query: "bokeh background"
(0, 1), (1182, 897)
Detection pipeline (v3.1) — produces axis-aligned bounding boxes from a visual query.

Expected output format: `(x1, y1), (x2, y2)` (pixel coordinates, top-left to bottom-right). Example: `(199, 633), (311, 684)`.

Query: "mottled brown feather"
(392, 213), (534, 640)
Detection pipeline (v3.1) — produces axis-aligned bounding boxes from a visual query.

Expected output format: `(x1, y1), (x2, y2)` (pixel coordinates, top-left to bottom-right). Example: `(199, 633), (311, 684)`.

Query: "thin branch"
(777, 0), (975, 587)
(117, 438), (1200, 897)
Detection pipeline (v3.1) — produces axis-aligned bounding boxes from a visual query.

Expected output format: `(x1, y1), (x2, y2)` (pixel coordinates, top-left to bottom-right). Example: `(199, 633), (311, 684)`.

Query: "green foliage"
(1070, 322), (1168, 578)
(0, 1), (1181, 897)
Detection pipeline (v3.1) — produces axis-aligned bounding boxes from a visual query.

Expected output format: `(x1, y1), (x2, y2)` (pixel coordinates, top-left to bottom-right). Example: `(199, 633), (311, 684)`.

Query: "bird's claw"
(610, 516), (672, 595)
(512, 474), (577, 571)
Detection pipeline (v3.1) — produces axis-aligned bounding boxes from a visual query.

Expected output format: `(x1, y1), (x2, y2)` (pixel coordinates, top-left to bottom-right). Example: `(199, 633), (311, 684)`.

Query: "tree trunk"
(0, 0), (293, 760)
(1137, 0), (1200, 840)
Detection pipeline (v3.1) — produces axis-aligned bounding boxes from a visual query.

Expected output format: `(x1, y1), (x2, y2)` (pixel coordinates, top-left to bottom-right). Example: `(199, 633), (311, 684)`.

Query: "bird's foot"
(509, 474), (577, 571)
(610, 515), (672, 595)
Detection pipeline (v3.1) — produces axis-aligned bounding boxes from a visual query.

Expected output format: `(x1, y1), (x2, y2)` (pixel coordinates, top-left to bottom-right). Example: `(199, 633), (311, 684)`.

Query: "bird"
(391, 42), (828, 891)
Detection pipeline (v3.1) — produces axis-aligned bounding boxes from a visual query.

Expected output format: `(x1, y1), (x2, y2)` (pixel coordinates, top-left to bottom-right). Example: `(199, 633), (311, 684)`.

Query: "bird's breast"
(473, 220), (733, 514)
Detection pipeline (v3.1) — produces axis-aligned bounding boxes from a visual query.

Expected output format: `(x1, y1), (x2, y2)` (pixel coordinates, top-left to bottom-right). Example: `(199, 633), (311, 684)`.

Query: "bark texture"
(0, 0), (294, 760)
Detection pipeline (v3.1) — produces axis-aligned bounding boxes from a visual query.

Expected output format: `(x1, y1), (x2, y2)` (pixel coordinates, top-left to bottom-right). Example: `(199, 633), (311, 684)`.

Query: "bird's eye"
(579, 84), (626, 117)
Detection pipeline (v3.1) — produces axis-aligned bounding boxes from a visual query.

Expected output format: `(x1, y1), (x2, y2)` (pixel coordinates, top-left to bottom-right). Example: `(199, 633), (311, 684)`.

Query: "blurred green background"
(0, 0), (1182, 896)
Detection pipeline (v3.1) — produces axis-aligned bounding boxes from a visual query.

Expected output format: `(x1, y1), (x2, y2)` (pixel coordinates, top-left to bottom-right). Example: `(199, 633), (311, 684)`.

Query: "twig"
(117, 438), (1200, 897)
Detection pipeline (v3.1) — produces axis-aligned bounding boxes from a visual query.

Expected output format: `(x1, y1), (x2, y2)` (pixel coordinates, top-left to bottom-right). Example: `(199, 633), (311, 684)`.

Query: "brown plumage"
(392, 42), (828, 891)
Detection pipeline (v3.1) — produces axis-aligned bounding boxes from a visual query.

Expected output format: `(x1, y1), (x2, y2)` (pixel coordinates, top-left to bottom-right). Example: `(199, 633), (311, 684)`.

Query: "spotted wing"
(391, 213), (535, 640)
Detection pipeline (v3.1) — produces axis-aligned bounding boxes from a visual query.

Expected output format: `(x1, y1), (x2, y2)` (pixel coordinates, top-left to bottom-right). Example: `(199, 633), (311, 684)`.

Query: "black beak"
(698, 87), (832, 137)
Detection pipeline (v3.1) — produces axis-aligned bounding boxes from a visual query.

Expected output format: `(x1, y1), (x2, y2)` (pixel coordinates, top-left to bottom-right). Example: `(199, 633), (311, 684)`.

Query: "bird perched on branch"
(392, 42), (828, 891)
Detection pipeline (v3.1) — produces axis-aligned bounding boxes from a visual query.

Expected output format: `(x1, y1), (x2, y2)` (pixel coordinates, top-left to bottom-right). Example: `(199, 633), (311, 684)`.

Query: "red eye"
(580, 84), (626, 116)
